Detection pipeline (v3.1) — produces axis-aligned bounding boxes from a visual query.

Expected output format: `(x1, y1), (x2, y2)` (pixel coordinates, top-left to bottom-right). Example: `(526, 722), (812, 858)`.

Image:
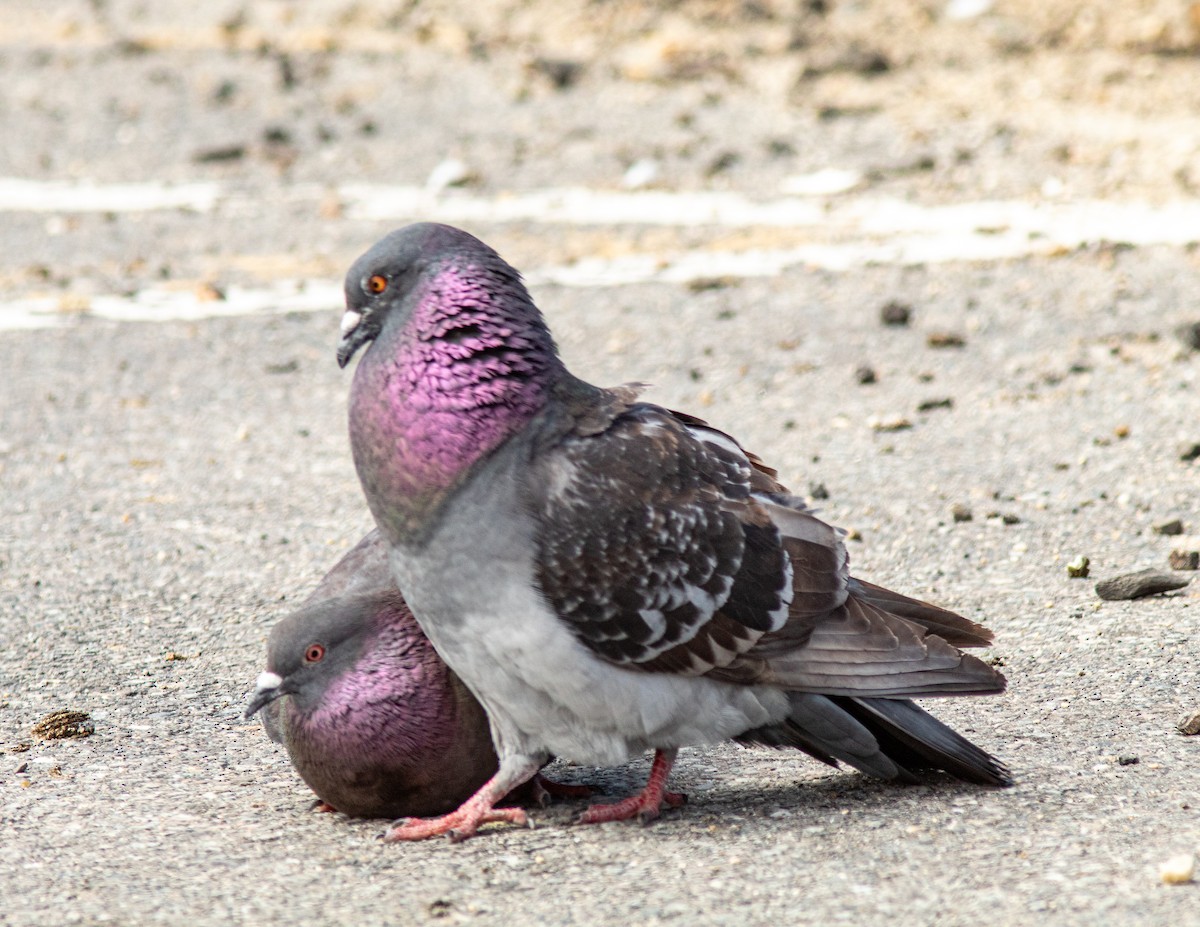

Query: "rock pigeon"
(245, 529), (500, 818)
(337, 222), (1011, 842)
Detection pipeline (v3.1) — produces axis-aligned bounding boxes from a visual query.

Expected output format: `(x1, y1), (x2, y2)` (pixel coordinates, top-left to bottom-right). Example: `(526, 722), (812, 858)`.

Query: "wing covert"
(532, 404), (793, 674)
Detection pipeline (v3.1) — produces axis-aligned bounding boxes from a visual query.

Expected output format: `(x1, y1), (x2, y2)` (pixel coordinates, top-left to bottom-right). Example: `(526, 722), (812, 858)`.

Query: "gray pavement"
(2, 3), (1199, 925)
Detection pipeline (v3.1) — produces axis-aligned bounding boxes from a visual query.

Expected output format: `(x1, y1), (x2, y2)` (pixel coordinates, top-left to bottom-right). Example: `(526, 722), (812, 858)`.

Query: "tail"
(740, 693), (1012, 787)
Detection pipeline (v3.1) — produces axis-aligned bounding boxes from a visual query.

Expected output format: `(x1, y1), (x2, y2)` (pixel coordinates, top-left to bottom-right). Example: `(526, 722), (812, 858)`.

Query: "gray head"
(245, 592), (393, 721)
(336, 224), (567, 544)
(336, 222), (554, 370)
(245, 585), (502, 818)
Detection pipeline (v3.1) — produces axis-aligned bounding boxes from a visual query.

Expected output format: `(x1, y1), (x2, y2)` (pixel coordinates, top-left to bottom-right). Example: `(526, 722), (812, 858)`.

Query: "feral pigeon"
(245, 529), (500, 818)
(337, 222), (1011, 842)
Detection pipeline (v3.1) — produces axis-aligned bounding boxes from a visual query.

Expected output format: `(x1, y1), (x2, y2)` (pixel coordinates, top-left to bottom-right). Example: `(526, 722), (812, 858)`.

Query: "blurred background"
(3, 0), (1200, 310)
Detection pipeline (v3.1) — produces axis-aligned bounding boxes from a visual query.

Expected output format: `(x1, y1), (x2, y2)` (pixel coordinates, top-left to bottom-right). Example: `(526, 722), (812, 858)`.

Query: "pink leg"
(310, 800), (338, 814)
(384, 756), (542, 843)
(576, 750), (687, 826)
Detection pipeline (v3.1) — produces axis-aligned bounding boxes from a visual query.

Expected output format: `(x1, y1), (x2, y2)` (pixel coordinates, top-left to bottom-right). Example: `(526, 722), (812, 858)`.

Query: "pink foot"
(382, 758), (541, 843)
(310, 800), (338, 814)
(575, 749), (686, 826)
(385, 804), (528, 843)
(576, 789), (687, 825)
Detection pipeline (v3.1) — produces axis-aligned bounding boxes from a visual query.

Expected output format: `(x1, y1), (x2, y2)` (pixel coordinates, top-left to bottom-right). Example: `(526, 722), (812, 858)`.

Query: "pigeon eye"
(366, 274), (388, 294)
(304, 644), (326, 663)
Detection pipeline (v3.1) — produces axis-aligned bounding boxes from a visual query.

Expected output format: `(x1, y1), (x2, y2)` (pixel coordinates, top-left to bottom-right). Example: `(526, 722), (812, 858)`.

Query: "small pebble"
(1176, 320), (1200, 351)
(686, 277), (738, 292)
(917, 397), (954, 412)
(808, 482), (830, 501)
(194, 282), (225, 302)
(780, 168), (863, 196)
(1117, 754), (1139, 766)
(870, 417), (912, 433)
(1169, 550), (1199, 570)
(31, 710), (93, 740)
(1153, 519), (1185, 536)
(1159, 853), (1196, 885)
(426, 158), (477, 193)
(926, 332), (966, 349)
(879, 301), (911, 326)
(621, 158), (660, 190)
(1066, 555), (1090, 578)
(1095, 569), (1190, 601)
(1176, 709), (1200, 736)
(1180, 442), (1200, 463)
(529, 57), (582, 90)
(951, 503), (973, 523)
(193, 144), (247, 163)
(855, 365), (877, 385)
(945, 0), (994, 20)
(705, 151), (740, 178)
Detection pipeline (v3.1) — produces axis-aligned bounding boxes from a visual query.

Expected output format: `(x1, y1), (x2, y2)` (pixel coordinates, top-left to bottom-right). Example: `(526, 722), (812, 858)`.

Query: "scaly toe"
(636, 807), (661, 826)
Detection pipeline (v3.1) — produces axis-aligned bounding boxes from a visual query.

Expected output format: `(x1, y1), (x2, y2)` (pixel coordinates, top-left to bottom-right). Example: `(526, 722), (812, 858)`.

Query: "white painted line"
(4, 176), (1200, 247)
(0, 232), (1074, 332)
(0, 178), (220, 213)
(1, 280), (342, 331)
(522, 233), (1053, 287)
(338, 184), (829, 227)
(3, 176), (1200, 332)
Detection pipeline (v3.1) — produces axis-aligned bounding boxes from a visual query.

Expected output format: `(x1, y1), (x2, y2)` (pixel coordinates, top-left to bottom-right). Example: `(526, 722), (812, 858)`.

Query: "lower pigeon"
(246, 530), (502, 818)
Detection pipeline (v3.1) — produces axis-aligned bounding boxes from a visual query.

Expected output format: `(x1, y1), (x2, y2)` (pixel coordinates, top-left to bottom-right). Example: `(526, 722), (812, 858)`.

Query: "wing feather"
(533, 403), (791, 672)
(531, 396), (1005, 700)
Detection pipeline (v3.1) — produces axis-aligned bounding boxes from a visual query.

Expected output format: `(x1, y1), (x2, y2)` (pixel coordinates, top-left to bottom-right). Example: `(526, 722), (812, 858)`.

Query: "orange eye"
(304, 643), (326, 663)
(366, 274), (388, 294)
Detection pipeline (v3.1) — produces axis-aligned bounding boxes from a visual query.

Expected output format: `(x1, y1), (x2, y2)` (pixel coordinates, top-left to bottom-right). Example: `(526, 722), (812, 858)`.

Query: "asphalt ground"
(2, 3), (1199, 925)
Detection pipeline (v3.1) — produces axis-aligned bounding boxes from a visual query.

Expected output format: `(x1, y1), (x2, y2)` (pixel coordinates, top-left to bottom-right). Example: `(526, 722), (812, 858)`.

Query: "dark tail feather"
(836, 696), (1013, 786)
(740, 693), (912, 782)
(740, 694), (1012, 787)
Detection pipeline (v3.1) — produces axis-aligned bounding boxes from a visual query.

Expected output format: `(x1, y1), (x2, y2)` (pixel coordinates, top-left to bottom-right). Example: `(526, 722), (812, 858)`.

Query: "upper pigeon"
(337, 222), (1011, 842)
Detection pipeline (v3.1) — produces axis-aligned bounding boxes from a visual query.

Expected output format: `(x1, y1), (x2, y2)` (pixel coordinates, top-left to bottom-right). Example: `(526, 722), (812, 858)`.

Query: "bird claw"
(574, 790), (687, 827)
(383, 806), (529, 843)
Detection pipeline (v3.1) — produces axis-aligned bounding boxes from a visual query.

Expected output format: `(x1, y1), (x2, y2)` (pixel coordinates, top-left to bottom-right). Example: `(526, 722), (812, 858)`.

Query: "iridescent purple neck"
(349, 260), (562, 542)
(293, 616), (455, 757)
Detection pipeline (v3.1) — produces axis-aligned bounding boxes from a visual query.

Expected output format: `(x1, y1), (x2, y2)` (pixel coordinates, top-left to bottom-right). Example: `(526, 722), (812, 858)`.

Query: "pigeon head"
(336, 222), (554, 370)
(245, 593), (380, 721)
(338, 223), (463, 368)
(340, 223), (566, 543)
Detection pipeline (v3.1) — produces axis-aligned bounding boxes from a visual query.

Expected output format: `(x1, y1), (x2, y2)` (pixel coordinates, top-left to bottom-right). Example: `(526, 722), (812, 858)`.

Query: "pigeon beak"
(244, 671), (287, 719)
(337, 309), (369, 369)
